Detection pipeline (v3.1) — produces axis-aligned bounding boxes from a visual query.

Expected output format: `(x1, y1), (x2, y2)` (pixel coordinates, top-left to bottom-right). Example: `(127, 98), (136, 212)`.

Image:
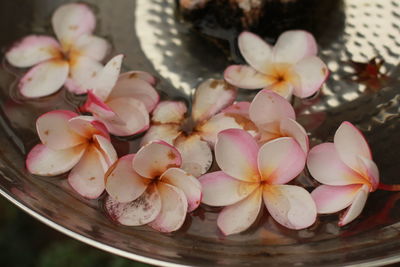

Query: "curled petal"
(238, 31), (272, 74)
(91, 55), (123, 101)
(6, 35), (61, 68)
(293, 56), (328, 98)
(93, 134), (117, 166)
(149, 183), (188, 233)
(192, 79), (237, 122)
(215, 129), (260, 182)
(105, 154), (149, 203)
(36, 110), (84, 150)
(217, 188), (262, 235)
(311, 184), (361, 214)
(280, 118), (309, 153)
(67, 55), (103, 94)
(133, 140), (182, 178)
(263, 184), (316, 229)
(160, 167), (201, 212)
(339, 184), (369, 226)
(72, 34), (110, 61)
(68, 115), (109, 140)
(19, 59), (69, 98)
(307, 143), (366, 186)
(199, 171), (258, 206)
(174, 134), (212, 177)
(224, 65), (270, 89)
(140, 124), (181, 146)
(26, 143), (86, 176)
(105, 185), (161, 226)
(258, 137), (306, 184)
(273, 30), (317, 64)
(151, 101), (187, 124)
(119, 71), (157, 86)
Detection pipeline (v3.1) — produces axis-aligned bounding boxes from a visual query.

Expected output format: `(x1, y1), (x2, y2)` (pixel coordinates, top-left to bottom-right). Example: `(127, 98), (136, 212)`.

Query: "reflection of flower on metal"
(349, 57), (389, 92)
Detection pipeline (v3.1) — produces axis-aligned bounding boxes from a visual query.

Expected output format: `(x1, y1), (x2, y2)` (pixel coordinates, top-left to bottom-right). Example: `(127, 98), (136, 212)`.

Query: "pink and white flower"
(104, 141), (201, 233)
(141, 79), (257, 177)
(224, 30), (329, 99)
(307, 121), (379, 226)
(249, 89), (309, 153)
(199, 129), (316, 235)
(81, 70), (159, 136)
(6, 3), (111, 98)
(26, 110), (117, 199)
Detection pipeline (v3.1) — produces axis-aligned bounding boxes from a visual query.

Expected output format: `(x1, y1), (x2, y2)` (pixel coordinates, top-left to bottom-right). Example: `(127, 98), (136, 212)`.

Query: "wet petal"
(199, 171), (258, 206)
(91, 55), (123, 101)
(119, 71), (158, 86)
(93, 134), (117, 166)
(307, 143), (366, 186)
(263, 184), (316, 229)
(160, 167), (201, 212)
(105, 154), (149, 203)
(238, 31), (272, 73)
(311, 184), (361, 214)
(140, 124), (181, 146)
(258, 137), (306, 184)
(151, 101), (187, 124)
(224, 65), (270, 89)
(52, 3), (96, 50)
(68, 115), (109, 140)
(105, 185), (161, 226)
(72, 34), (110, 61)
(19, 59), (69, 98)
(293, 56), (328, 98)
(174, 134), (212, 177)
(273, 30), (317, 64)
(133, 140), (182, 178)
(215, 129), (259, 182)
(217, 188), (262, 235)
(149, 183), (188, 233)
(339, 184), (369, 226)
(280, 118), (309, 153)
(6, 35), (61, 68)
(26, 143), (86, 176)
(67, 55), (103, 94)
(192, 79), (237, 122)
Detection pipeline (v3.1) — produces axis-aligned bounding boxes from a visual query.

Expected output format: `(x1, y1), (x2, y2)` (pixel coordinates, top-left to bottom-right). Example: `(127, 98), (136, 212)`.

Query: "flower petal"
(279, 118), (309, 153)
(272, 30), (317, 64)
(72, 34), (110, 61)
(6, 35), (61, 68)
(311, 184), (361, 214)
(238, 31), (272, 74)
(307, 143), (366, 186)
(263, 184), (316, 230)
(133, 141), (182, 178)
(19, 59), (69, 98)
(149, 183), (188, 233)
(160, 167), (201, 212)
(224, 65), (270, 89)
(192, 79), (237, 122)
(199, 171), (258, 206)
(52, 3), (96, 50)
(93, 134), (117, 166)
(26, 143), (86, 176)
(174, 134), (212, 177)
(119, 71), (157, 86)
(215, 129), (259, 182)
(36, 110), (84, 150)
(140, 124), (181, 146)
(217, 188), (262, 235)
(334, 121), (372, 172)
(105, 154), (149, 203)
(91, 55), (123, 101)
(258, 137), (306, 184)
(358, 156), (379, 191)
(67, 55), (103, 94)
(292, 56), (328, 98)
(68, 115), (109, 140)
(105, 185), (161, 226)
(339, 184), (369, 226)
(221, 102), (251, 117)
(151, 101), (187, 124)
(266, 82), (294, 100)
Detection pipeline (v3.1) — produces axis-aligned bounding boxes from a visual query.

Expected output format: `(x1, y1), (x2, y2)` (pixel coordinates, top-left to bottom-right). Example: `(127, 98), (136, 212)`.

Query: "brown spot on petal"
(223, 80), (236, 91)
(129, 73), (138, 79)
(44, 130), (50, 135)
(69, 25), (78, 31)
(89, 177), (95, 181)
(209, 80), (220, 89)
(91, 71), (97, 78)
(167, 150), (177, 160)
(321, 67), (328, 76)
(225, 113), (258, 131)
(27, 77), (32, 82)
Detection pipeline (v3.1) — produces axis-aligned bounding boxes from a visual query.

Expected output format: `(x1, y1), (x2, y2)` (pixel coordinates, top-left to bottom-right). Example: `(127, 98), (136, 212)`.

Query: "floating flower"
(26, 110), (117, 199)
(307, 121), (379, 226)
(249, 89), (309, 153)
(199, 129), (316, 235)
(224, 30), (329, 99)
(104, 141), (201, 233)
(141, 79), (256, 177)
(81, 68), (159, 136)
(6, 3), (111, 98)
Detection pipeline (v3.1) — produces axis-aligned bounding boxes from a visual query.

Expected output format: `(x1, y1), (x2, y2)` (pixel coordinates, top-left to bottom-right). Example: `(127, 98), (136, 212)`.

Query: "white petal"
(279, 118), (309, 153)
(72, 34), (110, 61)
(151, 101), (187, 124)
(224, 65), (270, 89)
(339, 185), (369, 226)
(67, 55), (103, 94)
(140, 124), (181, 146)
(91, 55), (123, 101)
(238, 31), (272, 73)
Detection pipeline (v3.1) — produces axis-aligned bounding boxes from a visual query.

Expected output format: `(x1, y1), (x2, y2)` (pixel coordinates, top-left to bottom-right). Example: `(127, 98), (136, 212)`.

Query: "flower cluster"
(9, 3), (396, 236)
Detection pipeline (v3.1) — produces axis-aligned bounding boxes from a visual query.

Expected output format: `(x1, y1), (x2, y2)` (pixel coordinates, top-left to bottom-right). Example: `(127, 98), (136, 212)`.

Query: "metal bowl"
(1, 0), (400, 266)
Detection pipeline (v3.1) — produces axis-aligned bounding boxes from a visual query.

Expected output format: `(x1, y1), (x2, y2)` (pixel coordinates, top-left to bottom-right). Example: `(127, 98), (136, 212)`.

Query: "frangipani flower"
(104, 141), (201, 232)
(26, 110), (117, 199)
(6, 3), (111, 98)
(199, 129), (316, 235)
(81, 69), (159, 136)
(224, 30), (329, 99)
(141, 79), (256, 177)
(307, 121), (379, 226)
(249, 90), (309, 153)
